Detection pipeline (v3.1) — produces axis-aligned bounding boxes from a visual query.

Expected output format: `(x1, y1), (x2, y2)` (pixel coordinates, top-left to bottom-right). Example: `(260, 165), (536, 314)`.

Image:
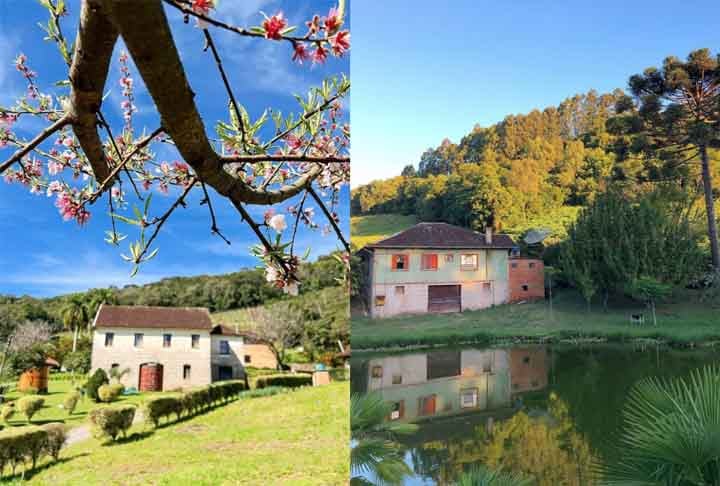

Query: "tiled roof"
(367, 222), (515, 249)
(93, 305), (213, 330)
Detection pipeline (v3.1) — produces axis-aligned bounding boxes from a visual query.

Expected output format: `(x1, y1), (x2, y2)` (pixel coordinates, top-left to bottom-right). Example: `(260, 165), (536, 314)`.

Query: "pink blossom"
(329, 30), (350, 56)
(263, 12), (287, 40)
(62, 137), (74, 148)
(264, 208), (276, 221)
(48, 160), (64, 175)
(0, 112), (17, 127)
(159, 182), (169, 195)
(324, 8), (341, 34)
(191, 0), (214, 15)
(285, 133), (303, 151)
(173, 161), (189, 173)
(46, 180), (63, 197)
(111, 186), (123, 200)
(142, 179), (152, 191)
(268, 214), (287, 232)
(291, 43), (310, 64)
(55, 190), (91, 225)
(60, 150), (76, 162)
(312, 44), (328, 64)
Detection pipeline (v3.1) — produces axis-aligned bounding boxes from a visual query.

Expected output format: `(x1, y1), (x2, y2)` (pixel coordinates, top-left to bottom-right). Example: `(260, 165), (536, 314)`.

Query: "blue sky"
(0, 0), (349, 297)
(351, 0), (720, 186)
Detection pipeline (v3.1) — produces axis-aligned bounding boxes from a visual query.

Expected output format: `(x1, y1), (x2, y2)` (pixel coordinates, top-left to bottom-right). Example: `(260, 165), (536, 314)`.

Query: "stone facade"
(91, 327), (213, 390)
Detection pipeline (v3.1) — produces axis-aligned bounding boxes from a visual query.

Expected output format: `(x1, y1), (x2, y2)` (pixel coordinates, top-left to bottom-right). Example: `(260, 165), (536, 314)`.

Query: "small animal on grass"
(630, 314), (645, 326)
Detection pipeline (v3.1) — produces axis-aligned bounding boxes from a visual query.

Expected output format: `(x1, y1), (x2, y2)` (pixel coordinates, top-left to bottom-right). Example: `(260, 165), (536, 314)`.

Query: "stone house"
(358, 222), (516, 318)
(91, 305), (255, 391)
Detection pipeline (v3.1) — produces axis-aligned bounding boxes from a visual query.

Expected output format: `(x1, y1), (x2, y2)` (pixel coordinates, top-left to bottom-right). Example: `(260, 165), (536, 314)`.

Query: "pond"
(350, 343), (720, 485)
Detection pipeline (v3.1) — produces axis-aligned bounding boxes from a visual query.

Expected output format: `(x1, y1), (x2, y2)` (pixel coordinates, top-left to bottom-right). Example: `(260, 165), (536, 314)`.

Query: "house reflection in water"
(365, 347), (549, 422)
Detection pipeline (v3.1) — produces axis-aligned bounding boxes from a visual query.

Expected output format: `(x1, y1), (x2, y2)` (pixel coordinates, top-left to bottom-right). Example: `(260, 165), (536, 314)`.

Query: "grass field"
(12, 381), (348, 486)
(2, 379), (167, 429)
(350, 214), (417, 249)
(352, 288), (720, 350)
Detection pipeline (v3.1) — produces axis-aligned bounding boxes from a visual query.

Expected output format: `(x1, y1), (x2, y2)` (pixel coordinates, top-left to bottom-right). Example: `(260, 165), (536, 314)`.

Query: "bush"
(255, 374), (312, 389)
(109, 383), (125, 396)
(86, 368), (109, 402)
(88, 405), (135, 442)
(145, 381), (247, 429)
(1, 404), (15, 424)
(17, 396), (44, 423)
(97, 384), (123, 403)
(41, 423), (66, 461)
(143, 396), (183, 427)
(0, 426), (47, 474)
(63, 391), (80, 415)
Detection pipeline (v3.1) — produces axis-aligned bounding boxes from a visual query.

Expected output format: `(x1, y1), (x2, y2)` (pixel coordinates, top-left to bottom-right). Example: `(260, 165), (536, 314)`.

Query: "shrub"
(109, 383), (125, 396)
(97, 384), (122, 403)
(255, 374), (312, 389)
(41, 423), (66, 461)
(86, 368), (109, 402)
(0, 426), (47, 474)
(63, 391), (80, 415)
(143, 396), (183, 427)
(1, 403), (15, 424)
(88, 405), (135, 442)
(17, 396), (44, 423)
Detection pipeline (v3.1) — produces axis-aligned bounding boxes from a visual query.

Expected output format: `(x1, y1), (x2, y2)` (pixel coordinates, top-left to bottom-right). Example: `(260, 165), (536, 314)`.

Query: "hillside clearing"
(350, 214), (417, 249)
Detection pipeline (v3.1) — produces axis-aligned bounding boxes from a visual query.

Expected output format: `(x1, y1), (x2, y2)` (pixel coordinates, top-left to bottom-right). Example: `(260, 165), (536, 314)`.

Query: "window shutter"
(431, 254), (438, 269)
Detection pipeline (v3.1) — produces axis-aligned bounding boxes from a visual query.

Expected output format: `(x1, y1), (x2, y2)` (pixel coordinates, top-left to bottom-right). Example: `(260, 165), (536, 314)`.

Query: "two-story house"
(90, 305), (249, 391)
(358, 222), (516, 318)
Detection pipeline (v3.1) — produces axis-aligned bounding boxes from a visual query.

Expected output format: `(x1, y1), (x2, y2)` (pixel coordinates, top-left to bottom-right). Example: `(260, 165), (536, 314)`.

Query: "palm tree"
(602, 366), (720, 485)
(457, 466), (532, 486)
(60, 295), (88, 353)
(86, 288), (118, 332)
(351, 392), (417, 485)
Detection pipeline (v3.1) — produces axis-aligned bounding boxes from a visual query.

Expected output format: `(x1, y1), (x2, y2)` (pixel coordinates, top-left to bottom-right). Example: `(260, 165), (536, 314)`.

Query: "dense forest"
(351, 89), (719, 242)
(0, 253), (346, 338)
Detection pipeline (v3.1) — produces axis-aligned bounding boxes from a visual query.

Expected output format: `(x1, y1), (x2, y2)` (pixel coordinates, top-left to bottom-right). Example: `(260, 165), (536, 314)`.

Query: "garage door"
(428, 285), (461, 313)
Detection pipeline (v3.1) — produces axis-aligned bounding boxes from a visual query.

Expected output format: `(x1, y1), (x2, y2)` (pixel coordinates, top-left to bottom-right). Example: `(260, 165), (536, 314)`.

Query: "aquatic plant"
(602, 365), (720, 485)
(350, 392), (417, 485)
(457, 466), (532, 486)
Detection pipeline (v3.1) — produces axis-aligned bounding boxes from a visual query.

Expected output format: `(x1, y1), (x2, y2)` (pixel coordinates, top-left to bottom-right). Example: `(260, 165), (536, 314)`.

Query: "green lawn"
(352, 288), (720, 350)
(2, 379), (167, 429)
(12, 382), (348, 485)
(351, 214), (417, 249)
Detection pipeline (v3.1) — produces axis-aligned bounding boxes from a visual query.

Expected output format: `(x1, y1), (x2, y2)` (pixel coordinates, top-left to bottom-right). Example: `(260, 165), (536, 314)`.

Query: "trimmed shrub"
(63, 391), (81, 415)
(109, 383), (125, 396)
(41, 423), (66, 461)
(143, 396), (183, 427)
(1, 403), (15, 424)
(17, 396), (44, 423)
(88, 405), (135, 442)
(0, 426), (47, 474)
(255, 374), (312, 389)
(97, 384), (122, 403)
(86, 368), (109, 402)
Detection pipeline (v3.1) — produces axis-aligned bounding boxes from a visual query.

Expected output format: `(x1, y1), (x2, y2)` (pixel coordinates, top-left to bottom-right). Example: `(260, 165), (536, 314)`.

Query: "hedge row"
(0, 423), (67, 476)
(255, 374), (312, 389)
(144, 380), (246, 428)
(88, 405), (136, 442)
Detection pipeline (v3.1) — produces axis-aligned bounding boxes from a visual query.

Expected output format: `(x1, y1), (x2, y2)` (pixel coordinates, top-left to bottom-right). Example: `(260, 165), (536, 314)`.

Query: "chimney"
(485, 226), (493, 245)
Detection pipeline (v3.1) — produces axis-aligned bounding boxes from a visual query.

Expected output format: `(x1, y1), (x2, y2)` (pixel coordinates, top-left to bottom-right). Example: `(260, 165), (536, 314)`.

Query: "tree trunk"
(651, 300), (657, 326)
(72, 326), (78, 353)
(699, 145), (720, 270)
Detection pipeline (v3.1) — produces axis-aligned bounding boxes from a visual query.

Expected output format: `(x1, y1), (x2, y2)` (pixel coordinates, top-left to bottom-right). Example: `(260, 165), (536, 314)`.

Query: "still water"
(351, 344), (720, 485)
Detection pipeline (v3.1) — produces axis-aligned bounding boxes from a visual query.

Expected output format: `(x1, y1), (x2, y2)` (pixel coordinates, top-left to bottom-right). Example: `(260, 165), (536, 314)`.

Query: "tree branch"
(307, 186), (349, 252)
(0, 114), (70, 174)
(221, 154), (349, 164)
